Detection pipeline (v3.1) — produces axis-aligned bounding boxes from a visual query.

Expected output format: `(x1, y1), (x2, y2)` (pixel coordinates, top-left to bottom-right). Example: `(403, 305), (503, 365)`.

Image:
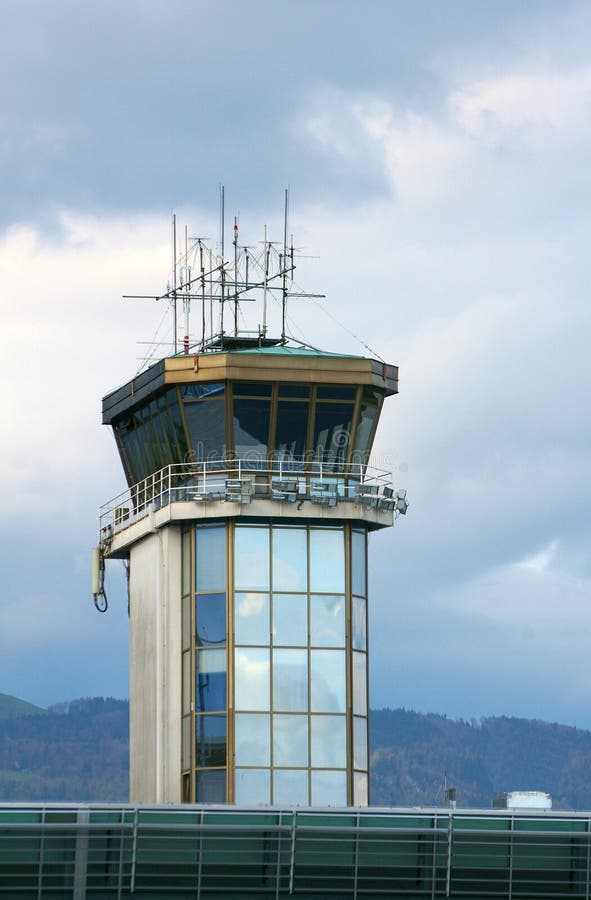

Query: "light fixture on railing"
(394, 489), (409, 516)
(355, 484), (380, 508)
(310, 480), (338, 507)
(271, 479), (299, 503)
(225, 478), (254, 504)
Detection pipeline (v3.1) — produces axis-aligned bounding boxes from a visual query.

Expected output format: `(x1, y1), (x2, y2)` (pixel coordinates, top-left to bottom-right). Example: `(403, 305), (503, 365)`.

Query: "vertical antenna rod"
(233, 216), (239, 336)
(172, 212), (178, 354)
(281, 188), (289, 344)
(219, 185), (225, 338)
(262, 223), (268, 336)
(183, 224), (190, 354)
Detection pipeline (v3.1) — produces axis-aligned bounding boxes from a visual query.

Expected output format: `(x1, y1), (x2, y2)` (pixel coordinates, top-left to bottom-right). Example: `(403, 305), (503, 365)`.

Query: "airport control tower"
(95, 194), (406, 806)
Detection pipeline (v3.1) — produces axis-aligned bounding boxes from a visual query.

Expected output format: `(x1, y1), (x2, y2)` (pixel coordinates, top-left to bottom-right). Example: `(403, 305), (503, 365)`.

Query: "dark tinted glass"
(278, 384), (311, 398)
(195, 714), (227, 767)
(274, 401), (309, 461)
(352, 388), (382, 464)
(182, 382), (225, 399)
(184, 399), (227, 462)
(232, 382), (272, 396)
(317, 385), (356, 400)
(195, 593), (226, 646)
(195, 769), (226, 803)
(233, 398), (270, 458)
(313, 403), (353, 466)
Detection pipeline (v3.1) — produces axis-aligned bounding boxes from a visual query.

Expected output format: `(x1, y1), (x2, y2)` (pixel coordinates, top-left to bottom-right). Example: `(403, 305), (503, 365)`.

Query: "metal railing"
(99, 459), (396, 538)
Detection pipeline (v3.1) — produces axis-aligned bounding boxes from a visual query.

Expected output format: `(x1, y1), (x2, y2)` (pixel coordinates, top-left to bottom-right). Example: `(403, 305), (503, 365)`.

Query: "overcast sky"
(2, 0), (591, 729)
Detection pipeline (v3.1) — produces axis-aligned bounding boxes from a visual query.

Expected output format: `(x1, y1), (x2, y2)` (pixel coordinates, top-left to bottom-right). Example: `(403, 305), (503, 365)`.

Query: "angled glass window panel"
(273, 770), (309, 806)
(195, 770), (226, 804)
(233, 398), (270, 459)
(235, 768), (271, 806)
(234, 647), (270, 711)
(196, 714), (227, 767)
(351, 389), (382, 465)
(235, 526), (270, 591)
(274, 401), (309, 462)
(273, 649), (308, 713)
(235, 713), (270, 766)
(196, 526), (226, 592)
(309, 529), (345, 593)
(278, 384), (311, 398)
(312, 403), (353, 467)
(352, 596), (367, 652)
(167, 391), (189, 459)
(272, 594), (307, 646)
(310, 595), (345, 648)
(316, 385), (356, 400)
(184, 398), (227, 463)
(182, 594), (191, 651)
(310, 650), (346, 713)
(354, 771), (369, 807)
(182, 651), (191, 715)
(182, 716), (190, 771)
(272, 528), (307, 592)
(182, 529), (191, 597)
(195, 649), (226, 712)
(351, 530), (367, 598)
(235, 593), (270, 646)
(311, 714), (347, 768)
(353, 651), (367, 717)
(195, 593), (226, 647)
(311, 770), (347, 807)
(273, 714), (308, 767)
(353, 716), (368, 771)
(181, 382), (225, 399)
(233, 382), (272, 397)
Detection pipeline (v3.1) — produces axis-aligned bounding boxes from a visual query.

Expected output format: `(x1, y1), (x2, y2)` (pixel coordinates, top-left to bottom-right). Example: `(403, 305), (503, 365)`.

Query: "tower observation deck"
(96, 193), (407, 807)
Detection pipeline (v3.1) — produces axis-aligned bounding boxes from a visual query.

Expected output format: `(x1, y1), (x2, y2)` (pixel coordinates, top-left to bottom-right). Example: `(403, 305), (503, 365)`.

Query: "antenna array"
(125, 188), (324, 361)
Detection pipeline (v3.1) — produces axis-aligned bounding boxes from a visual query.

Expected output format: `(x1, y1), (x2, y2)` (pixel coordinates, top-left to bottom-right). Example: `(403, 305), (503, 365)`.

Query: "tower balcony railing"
(99, 458), (405, 540)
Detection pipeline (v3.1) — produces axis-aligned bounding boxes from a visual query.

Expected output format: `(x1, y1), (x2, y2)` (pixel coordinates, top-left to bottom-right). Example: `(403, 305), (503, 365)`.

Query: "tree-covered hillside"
(3, 699), (591, 809)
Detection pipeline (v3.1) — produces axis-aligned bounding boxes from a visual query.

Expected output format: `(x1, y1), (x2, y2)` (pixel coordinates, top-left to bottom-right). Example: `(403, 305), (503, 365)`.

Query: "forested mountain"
(2, 696), (591, 809)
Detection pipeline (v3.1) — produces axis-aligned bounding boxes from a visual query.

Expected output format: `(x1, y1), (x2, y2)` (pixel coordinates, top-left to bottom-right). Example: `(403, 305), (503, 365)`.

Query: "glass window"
(195, 649), (226, 712)
(273, 649), (308, 713)
(195, 593), (226, 647)
(181, 382), (225, 400)
(235, 527), (270, 591)
(353, 651), (367, 717)
(353, 771), (368, 807)
(182, 651), (191, 715)
(196, 526), (226, 592)
(182, 716), (190, 771)
(273, 770), (309, 806)
(233, 382), (272, 397)
(182, 595), (191, 651)
(195, 770), (226, 803)
(353, 716), (368, 771)
(233, 398), (270, 459)
(316, 385), (356, 400)
(273, 714), (308, 767)
(272, 528), (307, 591)
(196, 714), (227, 767)
(234, 648), (270, 711)
(352, 596), (366, 652)
(235, 592), (269, 646)
(182, 529), (191, 596)
(278, 384), (310, 399)
(184, 398), (227, 462)
(311, 770), (347, 807)
(235, 769), (271, 806)
(272, 594), (307, 646)
(309, 529), (345, 593)
(310, 650), (346, 713)
(235, 713), (270, 766)
(351, 389), (382, 465)
(274, 401), (309, 461)
(312, 402), (353, 466)
(310, 595), (345, 647)
(351, 530), (367, 597)
(311, 715), (347, 768)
